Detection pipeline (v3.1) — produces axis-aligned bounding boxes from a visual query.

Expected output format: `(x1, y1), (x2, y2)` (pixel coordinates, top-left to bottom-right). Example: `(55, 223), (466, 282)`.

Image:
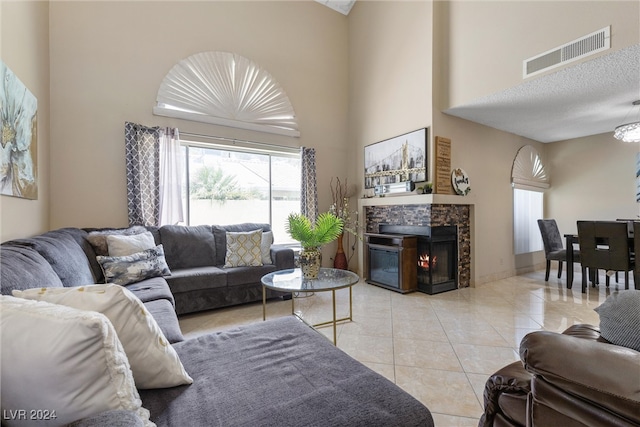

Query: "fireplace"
(364, 232), (417, 293)
(375, 224), (458, 294)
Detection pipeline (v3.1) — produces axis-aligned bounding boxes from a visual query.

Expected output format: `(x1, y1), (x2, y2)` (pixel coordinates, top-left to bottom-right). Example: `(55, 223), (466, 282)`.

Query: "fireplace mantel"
(358, 193), (475, 208)
(357, 196), (474, 288)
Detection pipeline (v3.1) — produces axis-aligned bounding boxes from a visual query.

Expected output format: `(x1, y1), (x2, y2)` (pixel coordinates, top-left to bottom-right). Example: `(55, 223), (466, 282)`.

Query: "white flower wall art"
(1, 60), (38, 200)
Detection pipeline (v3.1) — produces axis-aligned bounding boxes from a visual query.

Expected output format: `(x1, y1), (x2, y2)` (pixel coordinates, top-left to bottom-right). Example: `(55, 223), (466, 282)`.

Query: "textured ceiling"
(444, 44), (640, 143)
(315, 1), (638, 143)
(315, 0), (356, 15)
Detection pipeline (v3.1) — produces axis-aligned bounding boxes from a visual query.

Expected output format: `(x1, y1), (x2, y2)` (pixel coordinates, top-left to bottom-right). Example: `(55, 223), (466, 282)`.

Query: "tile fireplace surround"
(359, 195), (473, 288)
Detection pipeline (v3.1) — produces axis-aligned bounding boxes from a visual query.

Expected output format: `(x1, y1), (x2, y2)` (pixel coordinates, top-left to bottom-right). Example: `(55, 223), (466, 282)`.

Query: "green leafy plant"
(424, 182), (433, 193)
(285, 212), (344, 250)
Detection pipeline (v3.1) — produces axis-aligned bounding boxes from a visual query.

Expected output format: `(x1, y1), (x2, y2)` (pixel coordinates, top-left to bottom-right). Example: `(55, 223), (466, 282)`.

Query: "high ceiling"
(315, 1), (639, 144)
(444, 44), (640, 143)
(314, 0), (356, 15)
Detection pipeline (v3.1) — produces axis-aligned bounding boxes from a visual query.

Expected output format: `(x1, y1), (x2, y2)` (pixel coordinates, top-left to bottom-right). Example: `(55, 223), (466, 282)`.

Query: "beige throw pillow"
(0, 295), (153, 427)
(13, 284), (193, 389)
(224, 229), (263, 267)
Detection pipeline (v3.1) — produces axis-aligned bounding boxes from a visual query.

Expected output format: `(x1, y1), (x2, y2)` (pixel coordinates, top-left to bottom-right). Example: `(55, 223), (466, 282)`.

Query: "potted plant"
(286, 212), (344, 279)
(424, 183), (433, 194)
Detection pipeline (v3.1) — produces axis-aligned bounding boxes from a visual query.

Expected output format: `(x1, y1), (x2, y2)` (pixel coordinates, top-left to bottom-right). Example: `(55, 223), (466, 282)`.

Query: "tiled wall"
(365, 204), (471, 287)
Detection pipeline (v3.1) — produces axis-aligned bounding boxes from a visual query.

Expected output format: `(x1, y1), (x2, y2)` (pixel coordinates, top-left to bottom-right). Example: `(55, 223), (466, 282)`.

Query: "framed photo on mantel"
(364, 128), (428, 189)
(435, 136), (452, 194)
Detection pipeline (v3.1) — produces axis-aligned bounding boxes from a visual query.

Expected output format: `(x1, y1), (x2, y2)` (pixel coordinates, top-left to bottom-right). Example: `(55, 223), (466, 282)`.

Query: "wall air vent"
(523, 26), (610, 78)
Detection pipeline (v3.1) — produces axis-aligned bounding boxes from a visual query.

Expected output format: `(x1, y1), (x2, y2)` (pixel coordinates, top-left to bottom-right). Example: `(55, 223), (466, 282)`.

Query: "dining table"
(564, 220), (636, 289)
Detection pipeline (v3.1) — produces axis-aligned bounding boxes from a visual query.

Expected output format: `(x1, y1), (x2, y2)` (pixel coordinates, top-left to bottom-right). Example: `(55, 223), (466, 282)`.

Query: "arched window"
(512, 145), (549, 254)
(153, 51), (299, 137)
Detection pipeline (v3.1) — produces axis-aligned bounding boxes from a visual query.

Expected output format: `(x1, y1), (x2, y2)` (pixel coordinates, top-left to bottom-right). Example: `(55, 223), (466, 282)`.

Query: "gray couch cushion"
(164, 266), (227, 294)
(212, 223), (272, 266)
(0, 245), (64, 295)
(159, 225), (216, 270)
(225, 265), (278, 287)
(66, 410), (144, 427)
(125, 276), (175, 306)
(143, 298), (184, 344)
(10, 229), (96, 286)
(139, 316), (433, 427)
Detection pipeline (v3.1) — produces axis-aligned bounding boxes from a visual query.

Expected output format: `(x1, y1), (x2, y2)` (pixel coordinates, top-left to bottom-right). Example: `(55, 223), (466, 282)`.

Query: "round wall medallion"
(451, 168), (471, 196)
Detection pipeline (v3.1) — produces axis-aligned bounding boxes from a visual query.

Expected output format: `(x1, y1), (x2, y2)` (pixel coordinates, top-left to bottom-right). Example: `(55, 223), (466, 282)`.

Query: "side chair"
(537, 219), (579, 281)
(577, 220), (635, 293)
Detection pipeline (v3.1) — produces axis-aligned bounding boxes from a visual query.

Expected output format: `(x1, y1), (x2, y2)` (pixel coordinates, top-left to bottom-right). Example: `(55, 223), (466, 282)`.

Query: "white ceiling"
(315, 0), (639, 143)
(444, 44), (640, 143)
(314, 0), (356, 16)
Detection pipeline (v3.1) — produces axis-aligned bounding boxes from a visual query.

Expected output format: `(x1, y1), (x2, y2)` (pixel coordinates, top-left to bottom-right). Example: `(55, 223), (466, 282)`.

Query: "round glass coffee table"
(261, 268), (360, 345)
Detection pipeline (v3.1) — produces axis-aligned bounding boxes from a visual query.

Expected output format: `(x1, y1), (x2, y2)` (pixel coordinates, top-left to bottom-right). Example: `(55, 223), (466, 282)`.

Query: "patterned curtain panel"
(159, 127), (184, 225)
(300, 147), (318, 223)
(125, 122), (160, 226)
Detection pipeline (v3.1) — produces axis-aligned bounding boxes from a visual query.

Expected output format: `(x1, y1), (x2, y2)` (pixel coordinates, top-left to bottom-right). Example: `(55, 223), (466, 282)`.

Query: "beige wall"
(348, 0), (433, 192)
(347, 0), (433, 274)
(546, 133), (639, 235)
(49, 1), (348, 232)
(432, 113), (548, 284)
(6, 0), (637, 283)
(349, 0), (548, 283)
(0, 1), (50, 242)
(445, 0), (639, 108)
(432, 0), (637, 283)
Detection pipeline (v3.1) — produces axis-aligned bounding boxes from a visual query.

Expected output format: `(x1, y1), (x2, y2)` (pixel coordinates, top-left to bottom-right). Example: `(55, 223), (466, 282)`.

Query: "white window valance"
(511, 145), (549, 190)
(153, 51), (300, 138)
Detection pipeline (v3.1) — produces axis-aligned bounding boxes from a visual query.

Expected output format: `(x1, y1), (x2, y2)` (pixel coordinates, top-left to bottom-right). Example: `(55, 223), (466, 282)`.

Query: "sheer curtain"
(125, 122), (182, 226)
(300, 147), (318, 223)
(159, 127), (184, 225)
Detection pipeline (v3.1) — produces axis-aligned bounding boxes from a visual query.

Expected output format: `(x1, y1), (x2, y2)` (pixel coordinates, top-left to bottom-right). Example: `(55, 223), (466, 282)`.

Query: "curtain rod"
(179, 132), (300, 151)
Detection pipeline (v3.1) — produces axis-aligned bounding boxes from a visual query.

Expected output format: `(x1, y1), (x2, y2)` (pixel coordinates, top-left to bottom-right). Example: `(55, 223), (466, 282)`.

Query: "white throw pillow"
(0, 295), (153, 427)
(224, 229), (264, 267)
(13, 284), (193, 389)
(261, 231), (274, 265)
(86, 226), (148, 256)
(107, 231), (156, 256)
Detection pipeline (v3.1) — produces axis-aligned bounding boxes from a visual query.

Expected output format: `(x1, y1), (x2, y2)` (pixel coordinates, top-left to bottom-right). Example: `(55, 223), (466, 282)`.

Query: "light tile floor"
(178, 269), (634, 426)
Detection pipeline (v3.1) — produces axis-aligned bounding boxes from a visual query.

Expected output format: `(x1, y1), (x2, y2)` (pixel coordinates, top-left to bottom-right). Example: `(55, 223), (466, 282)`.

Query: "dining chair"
(576, 221), (634, 293)
(537, 219), (579, 281)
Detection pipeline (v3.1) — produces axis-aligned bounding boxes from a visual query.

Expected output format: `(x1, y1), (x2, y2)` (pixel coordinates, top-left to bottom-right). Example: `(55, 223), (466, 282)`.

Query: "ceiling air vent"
(523, 26), (610, 78)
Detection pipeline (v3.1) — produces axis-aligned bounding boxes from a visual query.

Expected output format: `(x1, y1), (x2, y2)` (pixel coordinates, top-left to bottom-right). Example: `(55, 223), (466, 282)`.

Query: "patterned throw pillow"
(594, 290), (640, 352)
(224, 230), (263, 267)
(97, 245), (171, 286)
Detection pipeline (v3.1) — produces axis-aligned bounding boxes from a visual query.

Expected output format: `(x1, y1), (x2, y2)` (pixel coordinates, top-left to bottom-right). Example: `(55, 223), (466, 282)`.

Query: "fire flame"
(418, 254), (437, 270)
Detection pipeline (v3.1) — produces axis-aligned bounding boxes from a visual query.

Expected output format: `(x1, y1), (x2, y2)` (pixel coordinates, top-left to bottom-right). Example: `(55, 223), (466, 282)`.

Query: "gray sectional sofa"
(89, 223), (296, 315)
(0, 225), (434, 426)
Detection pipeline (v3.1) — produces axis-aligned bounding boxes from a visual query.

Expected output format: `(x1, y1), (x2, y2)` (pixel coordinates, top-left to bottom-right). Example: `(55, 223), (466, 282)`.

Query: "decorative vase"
(300, 247), (322, 279)
(333, 233), (348, 270)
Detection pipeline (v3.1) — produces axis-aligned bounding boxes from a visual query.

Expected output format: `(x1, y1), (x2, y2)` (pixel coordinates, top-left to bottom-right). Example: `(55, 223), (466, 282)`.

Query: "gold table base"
(263, 286), (353, 346)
